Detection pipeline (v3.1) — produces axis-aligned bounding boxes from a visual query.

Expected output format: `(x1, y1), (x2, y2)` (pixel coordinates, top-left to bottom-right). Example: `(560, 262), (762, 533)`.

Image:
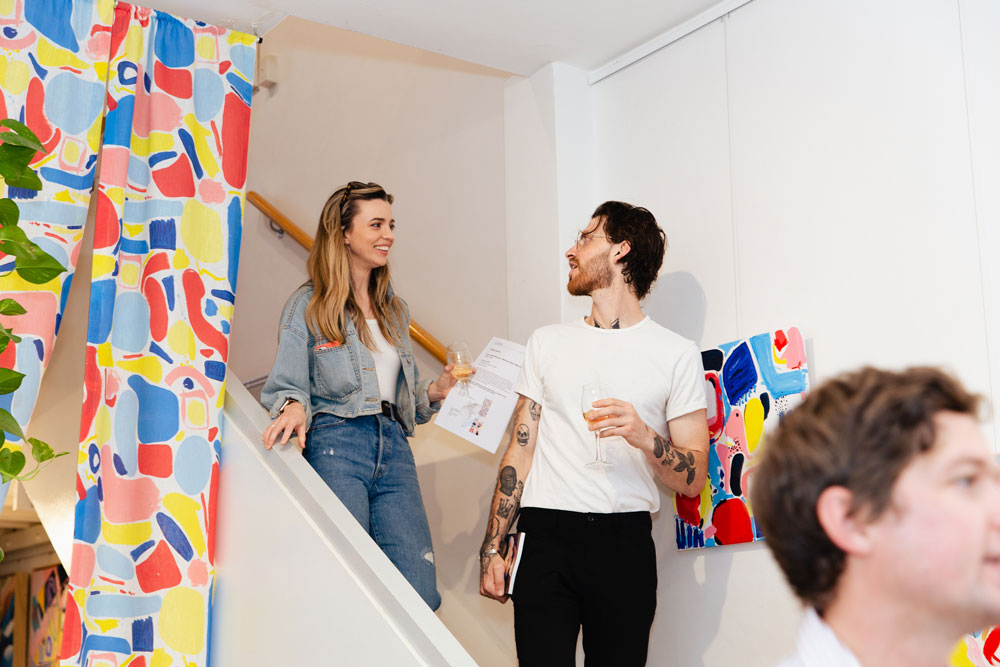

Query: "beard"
(567, 255), (614, 296)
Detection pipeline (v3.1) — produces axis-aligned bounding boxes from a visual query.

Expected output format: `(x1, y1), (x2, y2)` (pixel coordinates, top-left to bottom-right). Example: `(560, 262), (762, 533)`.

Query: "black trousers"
(512, 507), (657, 667)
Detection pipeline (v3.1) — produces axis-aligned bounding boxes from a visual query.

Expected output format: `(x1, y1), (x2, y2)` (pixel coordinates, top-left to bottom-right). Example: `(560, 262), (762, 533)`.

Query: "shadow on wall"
(646, 271), (707, 343)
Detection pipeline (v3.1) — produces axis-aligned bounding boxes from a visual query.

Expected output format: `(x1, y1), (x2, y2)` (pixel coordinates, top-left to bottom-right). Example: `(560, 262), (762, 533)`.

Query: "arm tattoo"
(516, 423), (529, 446)
(529, 401), (541, 422)
(499, 466), (517, 495)
(497, 498), (515, 519)
(654, 433), (697, 486)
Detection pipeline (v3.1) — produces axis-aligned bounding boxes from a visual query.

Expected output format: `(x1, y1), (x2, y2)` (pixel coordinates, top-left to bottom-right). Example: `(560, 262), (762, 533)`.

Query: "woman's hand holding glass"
(262, 400), (307, 450)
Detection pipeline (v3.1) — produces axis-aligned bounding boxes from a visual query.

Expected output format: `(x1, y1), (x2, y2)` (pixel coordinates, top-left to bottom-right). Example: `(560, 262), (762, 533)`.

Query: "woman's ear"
(816, 486), (874, 556)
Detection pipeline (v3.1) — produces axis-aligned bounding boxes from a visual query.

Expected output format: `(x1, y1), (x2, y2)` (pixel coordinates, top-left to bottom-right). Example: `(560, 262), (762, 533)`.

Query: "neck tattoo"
(592, 317), (621, 330)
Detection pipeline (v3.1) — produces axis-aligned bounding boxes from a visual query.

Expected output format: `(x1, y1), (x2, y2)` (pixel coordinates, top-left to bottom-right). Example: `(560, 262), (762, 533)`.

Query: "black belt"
(380, 400), (403, 422)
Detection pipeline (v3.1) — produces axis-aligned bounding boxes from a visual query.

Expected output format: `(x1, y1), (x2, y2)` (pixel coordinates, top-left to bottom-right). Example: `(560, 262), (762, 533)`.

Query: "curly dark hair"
(752, 366), (981, 613)
(591, 201), (666, 300)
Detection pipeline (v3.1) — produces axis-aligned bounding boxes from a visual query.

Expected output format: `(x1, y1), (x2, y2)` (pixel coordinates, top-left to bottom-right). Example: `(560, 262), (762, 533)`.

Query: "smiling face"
(864, 411), (1000, 631)
(565, 217), (615, 296)
(342, 198), (395, 273)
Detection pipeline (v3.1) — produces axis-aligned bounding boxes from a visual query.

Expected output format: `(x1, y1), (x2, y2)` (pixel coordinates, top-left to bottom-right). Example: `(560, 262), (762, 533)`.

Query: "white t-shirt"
(515, 316), (707, 514)
(366, 319), (401, 403)
(777, 608), (862, 667)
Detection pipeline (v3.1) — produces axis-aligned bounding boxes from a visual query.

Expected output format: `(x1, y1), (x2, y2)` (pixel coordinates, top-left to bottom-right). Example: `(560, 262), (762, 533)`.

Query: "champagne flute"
(581, 383), (613, 470)
(447, 342), (476, 408)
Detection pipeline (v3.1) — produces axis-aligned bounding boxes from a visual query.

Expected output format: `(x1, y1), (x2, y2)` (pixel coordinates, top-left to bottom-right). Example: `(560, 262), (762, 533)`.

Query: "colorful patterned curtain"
(61, 4), (255, 665)
(0, 0), (114, 495)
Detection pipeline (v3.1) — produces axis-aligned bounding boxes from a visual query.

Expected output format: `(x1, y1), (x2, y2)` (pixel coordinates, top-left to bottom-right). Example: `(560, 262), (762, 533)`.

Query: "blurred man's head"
(753, 367), (1000, 633)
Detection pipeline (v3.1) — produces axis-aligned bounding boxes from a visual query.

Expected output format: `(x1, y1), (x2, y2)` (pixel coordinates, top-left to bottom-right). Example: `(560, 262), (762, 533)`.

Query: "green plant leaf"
(0, 408), (24, 439)
(0, 222), (30, 246)
(0, 449), (26, 480)
(0, 199), (18, 227)
(0, 120), (42, 147)
(5, 167), (42, 191)
(0, 298), (25, 316)
(15, 251), (65, 284)
(0, 144), (39, 189)
(0, 369), (25, 397)
(27, 437), (55, 463)
(0, 131), (44, 154)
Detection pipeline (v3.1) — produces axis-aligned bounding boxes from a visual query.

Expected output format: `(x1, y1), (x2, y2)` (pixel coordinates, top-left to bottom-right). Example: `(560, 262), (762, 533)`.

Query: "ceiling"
(145, 0), (727, 76)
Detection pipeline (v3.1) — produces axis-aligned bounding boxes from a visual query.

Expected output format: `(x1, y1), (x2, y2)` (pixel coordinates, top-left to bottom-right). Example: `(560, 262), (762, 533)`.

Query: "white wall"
(573, 0), (1000, 664)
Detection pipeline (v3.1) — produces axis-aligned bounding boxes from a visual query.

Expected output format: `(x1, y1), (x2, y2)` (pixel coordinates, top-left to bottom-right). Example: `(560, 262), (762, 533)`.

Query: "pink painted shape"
(725, 407), (748, 457)
(715, 442), (731, 495)
(783, 327), (807, 370)
(0, 290), (58, 366)
(198, 179), (226, 204)
(100, 146), (130, 189)
(188, 559), (209, 587)
(148, 92), (184, 134)
(86, 30), (112, 61)
(69, 542), (95, 588)
(100, 445), (160, 523)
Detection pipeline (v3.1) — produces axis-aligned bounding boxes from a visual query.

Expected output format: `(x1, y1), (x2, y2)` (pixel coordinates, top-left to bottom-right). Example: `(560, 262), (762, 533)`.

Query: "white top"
(366, 319), (402, 403)
(777, 608), (862, 667)
(515, 317), (706, 513)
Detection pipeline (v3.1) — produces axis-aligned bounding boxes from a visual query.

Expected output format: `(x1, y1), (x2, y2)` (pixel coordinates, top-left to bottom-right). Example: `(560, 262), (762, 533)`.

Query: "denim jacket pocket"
(313, 343), (361, 399)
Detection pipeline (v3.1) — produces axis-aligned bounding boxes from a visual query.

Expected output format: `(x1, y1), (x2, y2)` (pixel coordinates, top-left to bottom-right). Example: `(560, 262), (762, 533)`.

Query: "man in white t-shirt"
(478, 201), (710, 666)
(752, 367), (1000, 667)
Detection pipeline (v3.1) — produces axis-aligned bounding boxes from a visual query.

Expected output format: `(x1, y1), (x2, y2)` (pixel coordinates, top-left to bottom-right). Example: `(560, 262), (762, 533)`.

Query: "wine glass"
(581, 383), (613, 470)
(447, 342), (477, 409)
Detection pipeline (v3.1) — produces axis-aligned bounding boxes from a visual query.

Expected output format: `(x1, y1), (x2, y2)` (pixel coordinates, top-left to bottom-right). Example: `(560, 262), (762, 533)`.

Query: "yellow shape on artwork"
(92, 254), (117, 278)
(0, 56), (31, 95)
(101, 519), (152, 545)
(131, 131), (175, 158)
(119, 261), (140, 287)
(150, 649), (174, 667)
(187, 399), (206, 427)
(0, 0), (13, 14)
(196, 35), (217, 61)
(37, 37), (90, 70)
(124, 24), (143, 62)
(181, 199), (223, 263)
(118, 356), (164, 384)
(97, 0), (114, 23)
(174, 248), (190, 269)
(948, 639), (976, 667)
(183, 114), (219, 178)
(168, 321), (196, 360)
(160, 587), (205, 655)
(95, 618), (120, 632)
(744, 397), (765, 454)
(97, 342), (114, 367)
(95, 405), (111, 446)
(164, 493), (207, 557)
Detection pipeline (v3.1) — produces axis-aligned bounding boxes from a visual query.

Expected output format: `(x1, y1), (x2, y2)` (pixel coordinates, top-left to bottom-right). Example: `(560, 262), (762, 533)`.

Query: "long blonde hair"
(306, 181), (406, 350)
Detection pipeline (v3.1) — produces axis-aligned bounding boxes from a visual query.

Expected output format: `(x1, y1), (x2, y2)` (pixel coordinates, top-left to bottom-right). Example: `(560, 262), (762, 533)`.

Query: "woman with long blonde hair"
(261, 181), (457, 609)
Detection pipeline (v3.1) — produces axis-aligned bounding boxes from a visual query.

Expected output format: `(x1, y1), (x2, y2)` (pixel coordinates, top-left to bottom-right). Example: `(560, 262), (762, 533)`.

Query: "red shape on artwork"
(80, 346), (101, 442)
(154, 60), (193, 99)
(25, 79), (62, 165)
(144, 277), (168, 342)
(218, 61), (231, 74)
(140, 252), (170, 285)
(208, 427), (218, 442)
(109, 4), (130, 60)
(183, 269), (228, 360)
(774, 329), (788, 352)
(93, 189), (120, 250)
(675, 493), (701, 527)
(207, 461), (219, 565)
(712, 498), (754, 545)
(706, 373), (725, 442)
(137, 443), (173, 478)
(221, 92), (250, 188)
(136, 541), (182, 593)
(130, 658), (147, 667)
(59, 592), (82, 659)
(76, 473), (86, 500)
(983, 626), (1000, 663)
(0, 335), (15, 369)
(151, 153), (196, 198)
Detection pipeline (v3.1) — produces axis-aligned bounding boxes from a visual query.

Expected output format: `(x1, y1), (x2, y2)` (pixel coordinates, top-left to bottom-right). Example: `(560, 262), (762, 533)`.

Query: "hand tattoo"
(499, 466), (517, 495)
(516, 424), (529, 446)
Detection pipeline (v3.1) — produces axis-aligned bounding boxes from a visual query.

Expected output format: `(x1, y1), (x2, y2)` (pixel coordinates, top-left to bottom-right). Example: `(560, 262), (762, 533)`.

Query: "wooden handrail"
(246, 191), (449, 365)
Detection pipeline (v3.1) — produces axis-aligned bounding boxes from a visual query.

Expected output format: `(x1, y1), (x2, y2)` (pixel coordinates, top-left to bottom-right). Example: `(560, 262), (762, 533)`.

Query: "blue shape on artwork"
(32, 339), (44, 361)
(722, 342), (757, 406)
(211, 289), (235, 304)
(88, 443), (100, 473)
(156, 512), (194, 561)
(132, 617), (154, 652)
(228, 196), (242, 288)
(221, 320), (230, 334)
(3, 27), (15, 38)
(149, 341), (173, 364)
(110, 292), (150, 353)
(204, 360), (225, 382)
(144, 71), (151, 94)
(97, 476), (103, 501)
(6, 186), (38, 200)
(162, 275), (175, 310)
(193, 68), (224, 121)
(204, 299), (217, 316)
(230, 44), (255, 78)
(28, 52), (46, 79)
(115, 389), (139, 474)
(150, 219), (176, 249)
(104, 95), (135, 147)
(127, 376), (179, 443)
(748, 333), (808, 399)
(118, 60), (138, 86)
(128, 155), (151, 186)
(153, 12), (194, 68)
(119, 238), (149, 255)
(74, 486), (101, 543)
(174, 435), (212, 495)
(178, 128), (202, 178)
(85, 593), (162, 618)
(148, 151), (177, 168)
(71, 0), (94, 45)
(130, 540), (156, 561)
(25, 0), (78, 51)
(44, 72), (104, 135)
(226, 71), (252, 106)
(39, 165), (95, 190)
(97, 545), (136, 581)
(112, 453), (127, 476)
(80, 635), (132, 666)
(123, 199), (182, 223)
(16, 200), (88, 226)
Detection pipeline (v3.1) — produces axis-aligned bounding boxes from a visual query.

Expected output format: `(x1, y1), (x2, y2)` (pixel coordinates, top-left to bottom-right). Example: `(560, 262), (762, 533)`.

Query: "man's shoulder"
(638, 318), (699, 352)
(528, 320), (583, 342)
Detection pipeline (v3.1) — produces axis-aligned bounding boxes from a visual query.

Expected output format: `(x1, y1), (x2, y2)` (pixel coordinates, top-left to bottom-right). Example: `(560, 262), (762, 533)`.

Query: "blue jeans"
(304, 413), (441, 610)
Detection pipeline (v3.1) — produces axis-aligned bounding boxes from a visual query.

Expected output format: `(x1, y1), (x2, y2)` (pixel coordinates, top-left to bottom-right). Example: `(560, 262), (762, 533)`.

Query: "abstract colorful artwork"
(950, 626), (1000, 667)
(0, 575), (14, 667)
(62, 4), (255, 665)
(675, 327), (809, 550)
(28, 566), (66, 667)
(0, 0), (113, 448)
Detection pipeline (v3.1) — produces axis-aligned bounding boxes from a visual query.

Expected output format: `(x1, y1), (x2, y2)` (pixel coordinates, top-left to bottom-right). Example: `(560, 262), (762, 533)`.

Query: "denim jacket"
(261, 283), (440, 437)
